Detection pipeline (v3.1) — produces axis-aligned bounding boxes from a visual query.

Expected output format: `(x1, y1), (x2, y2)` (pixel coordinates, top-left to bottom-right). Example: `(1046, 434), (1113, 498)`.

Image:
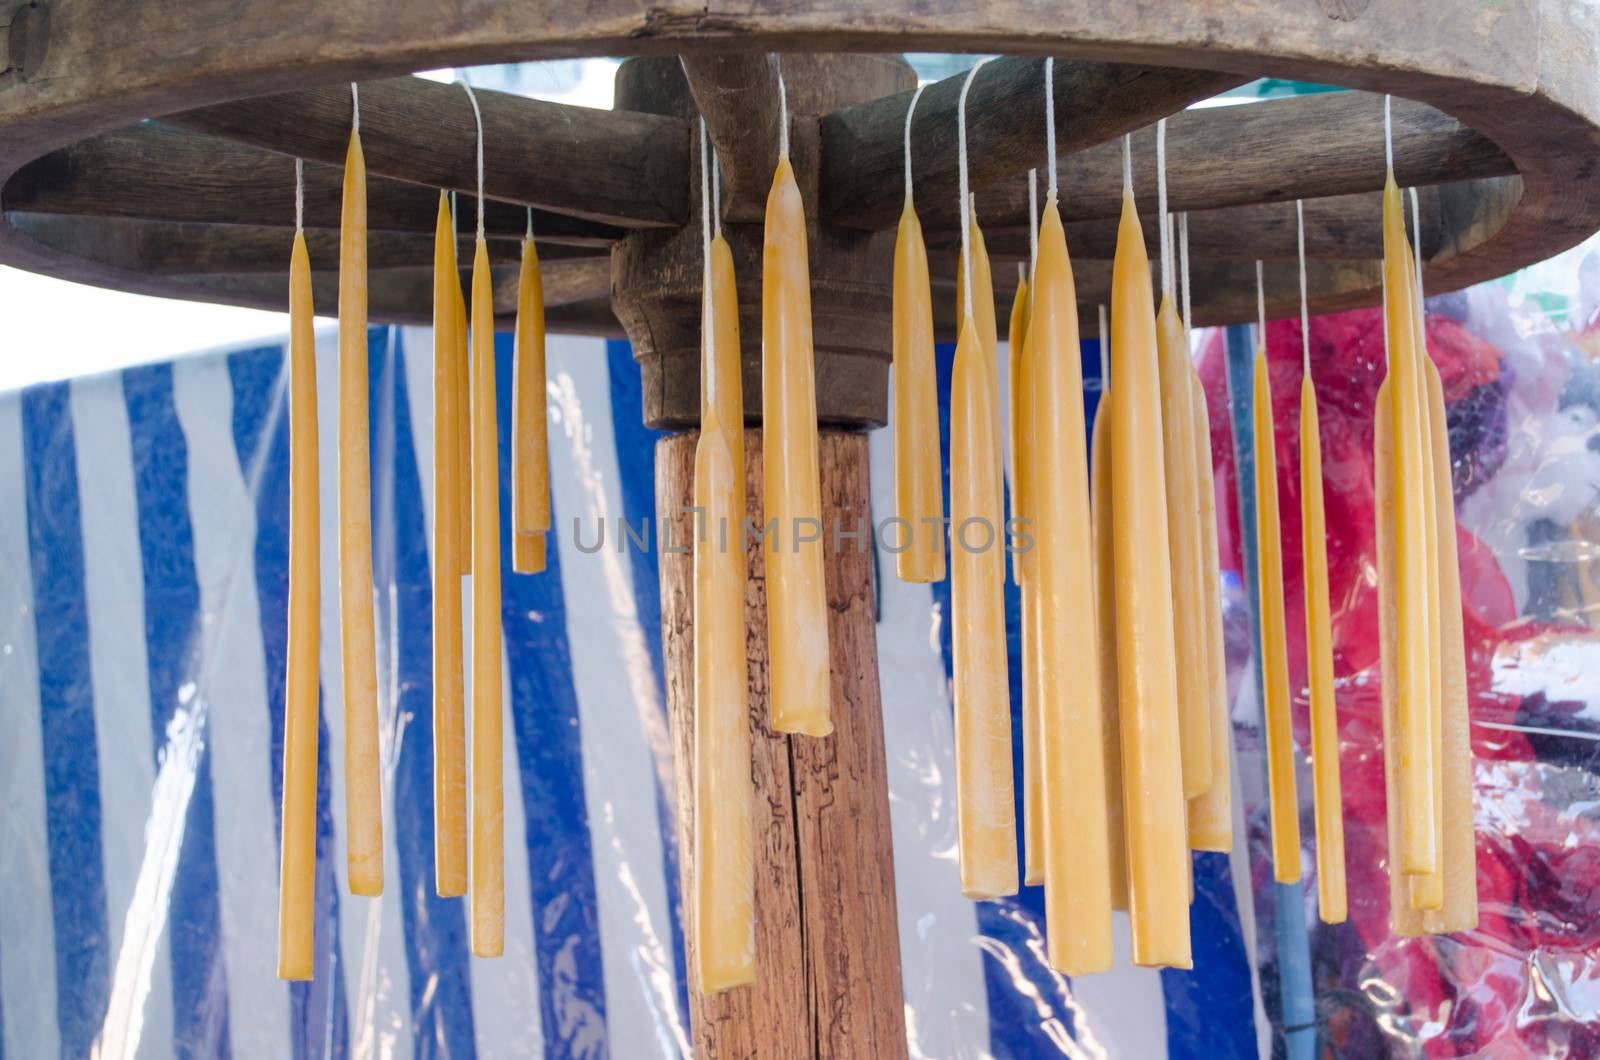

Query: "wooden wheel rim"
(0, 0), (1596, 327)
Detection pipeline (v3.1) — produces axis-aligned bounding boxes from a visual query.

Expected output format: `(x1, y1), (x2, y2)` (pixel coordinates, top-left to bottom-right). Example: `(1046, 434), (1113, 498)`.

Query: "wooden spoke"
(932, 187), (1448, 262)
(679, 55), (783, 223)
(916, 93), (1511, 232)
(171, 259), (616, 324)
(3, 125), (624, 246)
(820, 57), (1250, 231)
(6, 213), (603, 274)
(164, 76), (688, 229)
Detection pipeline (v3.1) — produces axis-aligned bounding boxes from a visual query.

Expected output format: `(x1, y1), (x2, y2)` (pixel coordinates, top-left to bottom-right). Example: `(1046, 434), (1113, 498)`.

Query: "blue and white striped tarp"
(0, 326), (1263, 1058)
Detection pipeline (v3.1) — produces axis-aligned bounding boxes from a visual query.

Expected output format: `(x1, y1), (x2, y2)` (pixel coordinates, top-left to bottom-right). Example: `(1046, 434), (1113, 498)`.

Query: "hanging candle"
(1148, 123), (1213, 802)
(1250, 262), (1303, 885)
(1186, 370), (1234, 851)
(1406, 190), (1446, 915)
(452, 193), (472, 577)
(1173, 213), (1233, 853)
(279, 163), (321, 980)
(338, 86), (383, 897)
(693, 122), (755, 991)
(1377, 106), (1438, 879)
(1030, 75), (1112, 968)
(1091, 304), (1130, 909)
(891, 83), (945, 584)
(1109, 138), (1190, 968)
(1373, 376), (1424, 937)
(956, 204), (1002, 471)
(512, 210), (550, 575)
(1422, 357), (1478, 933)
(1294, 201), (1347, 923)
(457, 85), (504, 958)
(761, 64), (832, 737)
(431, 189), (468, 898)
(949, 58), (1017, 899)
(1010, 251), (1043, 888)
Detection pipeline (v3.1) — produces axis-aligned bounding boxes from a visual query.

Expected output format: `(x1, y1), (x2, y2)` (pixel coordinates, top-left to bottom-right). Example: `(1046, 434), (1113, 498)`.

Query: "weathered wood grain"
(657, 429), (906, 1058)
(679, 54), (783, 223)
(820, 56), (1248, 230)
(4, 212), (603, 273)
(164, 76), (687, 229)
(3, 124), (623, 246)
(914, 93), (1512, 232)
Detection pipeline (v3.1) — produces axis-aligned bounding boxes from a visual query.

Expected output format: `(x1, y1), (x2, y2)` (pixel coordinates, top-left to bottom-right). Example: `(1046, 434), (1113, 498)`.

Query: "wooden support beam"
(918, 94), (1512, 232)
(820, 57), (1249, 231)
(5, 212), (604, 274)
(167, 265), (621, 331)
(678, 54), (783, 223)
(164, 76), (688, 229)
(3, 125), (624, 246)
(658, 429), (906, 1059)
(931, 188), (1448, 262)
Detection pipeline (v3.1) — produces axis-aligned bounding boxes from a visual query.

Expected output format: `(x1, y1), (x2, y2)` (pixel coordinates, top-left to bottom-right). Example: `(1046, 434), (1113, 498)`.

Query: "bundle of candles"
(277, 82), (552, 978)
(271, 58), (1477, 989)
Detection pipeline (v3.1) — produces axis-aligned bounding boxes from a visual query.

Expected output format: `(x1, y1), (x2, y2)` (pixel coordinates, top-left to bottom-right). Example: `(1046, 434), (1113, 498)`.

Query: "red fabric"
(1194, 307), (1600, 1054)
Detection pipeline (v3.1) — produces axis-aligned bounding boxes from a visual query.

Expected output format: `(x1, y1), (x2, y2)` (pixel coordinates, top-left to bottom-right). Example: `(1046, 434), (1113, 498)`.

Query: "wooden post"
(658, 430), (905, 1057)
(615, 53), (911, 1056)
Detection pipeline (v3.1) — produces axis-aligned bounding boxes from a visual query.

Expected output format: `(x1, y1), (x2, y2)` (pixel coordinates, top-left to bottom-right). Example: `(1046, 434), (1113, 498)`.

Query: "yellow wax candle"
(704, 231), (744, 522)
(279, 227), (320, 980)
(1374, 379), (1426, 937)
(692, 303), (754, 990)
(511, 232), (549, 575)
(1091, 389), (1129, 908)
(468, 237), (505, 957)
(1157, 297), (1212, 799)
(1010, 263), (1044, 887)
(431, 192), (467, 898)
(891, 198), (945, 583)
(761, 154), (831, 736)
(1008, 266), (1031, 588)
(338, 127), (383, 896)
(453, 204), (472, 577)
(1109, 190), (1191, 968)
(955, 214), (1002, 468)
(1382, 175), (1436, 877)
(1253, 346), (1302, 884)
(1421, 358), (1478, 934)
(1300, 371), (1346, 922)
(1409, 294), (1446, 914)
(1187, 374), (1233, 853)
(1031, 196), (1112, 973)
(950, 316), (1018, 900)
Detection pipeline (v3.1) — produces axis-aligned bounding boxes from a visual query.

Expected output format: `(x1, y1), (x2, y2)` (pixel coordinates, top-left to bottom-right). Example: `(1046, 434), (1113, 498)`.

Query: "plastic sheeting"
(1197, 275), (1600, 1056)
(0, 249), (1596, 1056)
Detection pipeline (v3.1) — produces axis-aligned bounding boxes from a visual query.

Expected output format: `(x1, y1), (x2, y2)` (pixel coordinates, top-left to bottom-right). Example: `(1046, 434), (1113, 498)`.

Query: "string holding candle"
(1029, 55), (1114, 973)
(459, 79), (506, 958)
(511, 204), (550, 575)
(1296, 198), (1348, 923)
(1109, 130), (1191, 968)
(1252, 258), (1303, 884)
(948, 55), (1017, 900)
(338, 81), (384, 898)
(1152, 117), (1214, 803)
(762, 55), (833, 737)
(691, 115), (755, 993)
(279, 156), (321, 980)
(890, 80), (944, 584)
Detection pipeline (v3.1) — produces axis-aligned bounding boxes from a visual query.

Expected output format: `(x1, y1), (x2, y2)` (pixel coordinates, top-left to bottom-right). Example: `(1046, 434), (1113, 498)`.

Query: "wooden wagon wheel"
(3, 1), (1598, 1055)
